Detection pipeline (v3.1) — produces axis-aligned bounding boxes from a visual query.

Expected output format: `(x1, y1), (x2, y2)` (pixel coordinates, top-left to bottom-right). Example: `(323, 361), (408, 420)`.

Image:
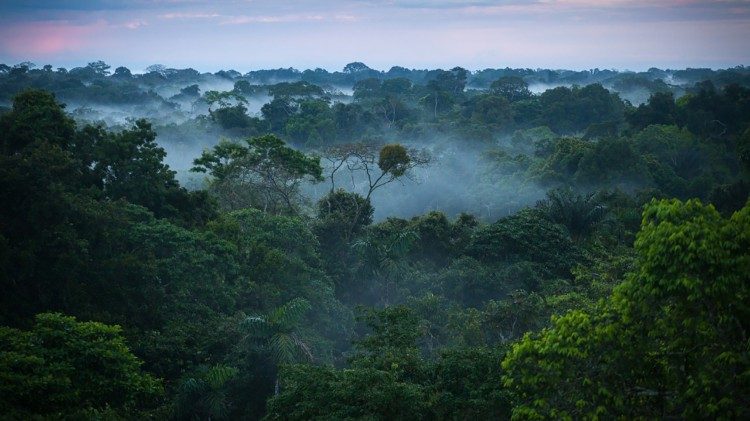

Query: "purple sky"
(1, 1), (749, 72)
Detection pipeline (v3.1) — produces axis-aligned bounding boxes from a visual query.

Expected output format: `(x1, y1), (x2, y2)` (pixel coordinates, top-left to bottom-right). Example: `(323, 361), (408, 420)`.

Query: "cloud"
(220, 13), (359, 25)
(121, 19), (147, 29)
(0, 0), (747, 70)
(160, 12), (220, 19)
(0, 19), (106, 55)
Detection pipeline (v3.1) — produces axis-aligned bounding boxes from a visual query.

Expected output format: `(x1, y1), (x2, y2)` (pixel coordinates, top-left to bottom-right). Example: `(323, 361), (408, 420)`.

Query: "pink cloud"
(0, 20), (106, 55)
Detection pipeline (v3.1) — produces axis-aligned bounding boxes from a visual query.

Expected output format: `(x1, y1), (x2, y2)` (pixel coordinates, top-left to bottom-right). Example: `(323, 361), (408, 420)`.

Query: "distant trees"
(343, 62), (372, 74)
(490, 76), (532, 102)
(626, 91), (677, 131)
(268, 81), (325, 99)
(86, 60), (111, 76)
(112, 66), (133, 79)
(538, 84), (625, 134)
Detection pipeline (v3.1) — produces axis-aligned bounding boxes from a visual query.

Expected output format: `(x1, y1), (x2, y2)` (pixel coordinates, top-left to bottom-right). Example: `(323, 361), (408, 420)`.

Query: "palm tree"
(539, 188), (607, 242)
(242, 298), (312, 395)
(173, 364), (238, 420)
(353, 229), (419, 305)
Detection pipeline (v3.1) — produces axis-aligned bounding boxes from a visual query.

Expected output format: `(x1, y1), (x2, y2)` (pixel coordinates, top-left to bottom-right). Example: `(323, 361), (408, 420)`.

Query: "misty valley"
(0, 61), (749, 420)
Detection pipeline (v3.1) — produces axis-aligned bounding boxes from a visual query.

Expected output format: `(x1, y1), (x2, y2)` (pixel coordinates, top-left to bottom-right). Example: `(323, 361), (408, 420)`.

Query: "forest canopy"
(0, 62), (748, 419)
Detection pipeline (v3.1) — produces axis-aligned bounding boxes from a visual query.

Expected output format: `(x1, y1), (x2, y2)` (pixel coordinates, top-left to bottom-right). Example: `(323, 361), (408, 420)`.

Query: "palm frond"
(269, 333), (298, 365)
(205, 364), (238, 390)
(241, 315), (272, 338)
(272, 297), (311, 329)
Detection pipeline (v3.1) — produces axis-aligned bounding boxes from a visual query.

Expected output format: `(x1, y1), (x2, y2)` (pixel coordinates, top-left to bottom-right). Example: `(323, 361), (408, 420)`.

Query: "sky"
(1, 0), (749, 72)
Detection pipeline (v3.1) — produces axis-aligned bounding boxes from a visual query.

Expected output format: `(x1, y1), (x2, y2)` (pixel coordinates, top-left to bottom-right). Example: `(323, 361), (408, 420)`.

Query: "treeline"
(0, 80), (748, 420)
(3, 61), (750, 99)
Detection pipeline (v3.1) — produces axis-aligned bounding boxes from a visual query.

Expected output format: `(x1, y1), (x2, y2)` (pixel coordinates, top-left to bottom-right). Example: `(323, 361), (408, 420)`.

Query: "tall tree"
(243, 298), (313, 395)
(193, 134), (323, 214)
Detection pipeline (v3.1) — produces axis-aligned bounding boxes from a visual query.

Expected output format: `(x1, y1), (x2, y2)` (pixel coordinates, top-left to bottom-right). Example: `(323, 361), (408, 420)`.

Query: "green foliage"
(244, 298), (313, 366)
(626, 91), (677, 131)
(284, 99), (336, 145)
(538, 84), (625, 134)
(490, 76), (532, 102)
(468, 208), (577, 278)
(1, 66), (749, 419)
(575, 137), (650, 186)
(268, 81), (324, 98)
(204, 90), (247, 109)
(317, 189), (374, 230)
(538, 188), (607, 241)
(430, 346), (511, 419)
(0, 313), (162, 419)
(0, 89), (75, 153)
(173, 364), (239, 420)
(193, 134), (323, 213)
(502, 199), (750, 420)
(531, 136), (592, 184)
(378, 143), (411, 176)
(266, 307), (512, 420)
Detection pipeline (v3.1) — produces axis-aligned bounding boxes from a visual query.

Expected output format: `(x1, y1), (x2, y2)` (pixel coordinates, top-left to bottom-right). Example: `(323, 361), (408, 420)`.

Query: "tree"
(265, 306), (429, 420)
(468, 208), (577, 278)
(265, 307), (511, 420)
(490, 76), (532, 102)
(86, 60), (111, 76)
(537, 188), (607, 242)
(465, 94), (513, 127)
(626, 91), (677, 131)
(204, 90), (247, 112)
(502, 199), (750, 419)
(343, 62), (372, 74)
(0, 90), (76, 153)
(0, 313), (162, 419)
(242, 298), (313, 395)
(353, 227), (420, 305)
(261, 97), (297, 132)
(112, 66), (133, 79)
(322, 142), (429, 239)
(192, 134), (323, 214)
(317, 189), (374, 233)
(267, 81), (324, 99)
(173, 365), (239, 420)
(284, 99), (336, 145)
(739, 127), (750, 174)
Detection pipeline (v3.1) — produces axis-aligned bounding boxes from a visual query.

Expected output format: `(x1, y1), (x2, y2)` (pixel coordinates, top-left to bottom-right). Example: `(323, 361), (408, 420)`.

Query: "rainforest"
(0, 59), (748, 420)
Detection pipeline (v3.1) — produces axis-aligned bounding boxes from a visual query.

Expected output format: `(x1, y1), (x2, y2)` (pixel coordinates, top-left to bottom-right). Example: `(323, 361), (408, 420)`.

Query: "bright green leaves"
(0, 313), (162, 419)
(502, 199), (750, 420)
